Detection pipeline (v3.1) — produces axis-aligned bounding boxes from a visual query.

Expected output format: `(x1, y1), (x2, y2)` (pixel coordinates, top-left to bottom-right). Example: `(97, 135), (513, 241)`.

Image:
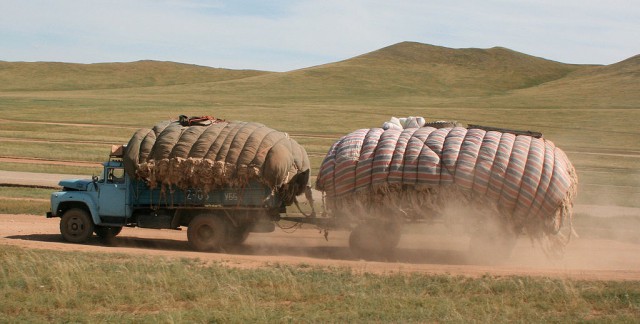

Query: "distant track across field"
(3, 115), (640, 137)
(0, 137), (116, 146)
(0, 156), (101, 167)
(1, 118), (344, 139)
(3, 135), (640, 158)
(0, 196), (48, 202)
(2, 117), (640, 161)
(0, 118), (139, 130)
(1, 142), (640, 166)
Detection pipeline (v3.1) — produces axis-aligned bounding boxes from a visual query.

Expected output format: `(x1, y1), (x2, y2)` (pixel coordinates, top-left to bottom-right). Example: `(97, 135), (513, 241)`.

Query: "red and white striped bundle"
(316, 125), (578, 236)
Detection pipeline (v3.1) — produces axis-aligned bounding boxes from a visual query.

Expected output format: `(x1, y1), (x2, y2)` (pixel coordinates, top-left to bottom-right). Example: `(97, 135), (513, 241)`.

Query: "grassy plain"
(0, 186), (50, 215)
(0, 42), (639, 321)
(1, 244), (638, 322)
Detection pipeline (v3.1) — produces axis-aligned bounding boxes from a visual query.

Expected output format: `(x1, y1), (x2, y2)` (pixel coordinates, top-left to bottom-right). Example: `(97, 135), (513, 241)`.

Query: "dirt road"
(2, 213), (639, 281)
(2, 165), (639, 281)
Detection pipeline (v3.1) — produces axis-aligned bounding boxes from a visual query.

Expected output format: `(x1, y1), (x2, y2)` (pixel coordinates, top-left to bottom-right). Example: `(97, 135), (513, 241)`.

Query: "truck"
(46, 116), (578, 261)
(46, 147), (311, 251)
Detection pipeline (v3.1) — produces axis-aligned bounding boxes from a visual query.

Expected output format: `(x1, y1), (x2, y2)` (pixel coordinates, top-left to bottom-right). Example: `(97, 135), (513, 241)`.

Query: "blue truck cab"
(47, 160), (131, 228)
(47, 149), (286, 251)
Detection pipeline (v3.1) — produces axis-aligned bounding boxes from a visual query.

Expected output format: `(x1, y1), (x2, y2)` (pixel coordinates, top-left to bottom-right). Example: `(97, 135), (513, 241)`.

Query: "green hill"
(206, 41), (584, 101)
(328, 42), (584, 94)
(0, 60), (270, 91)
(4, 42), (635, 104)
(497, 54), (640, 108)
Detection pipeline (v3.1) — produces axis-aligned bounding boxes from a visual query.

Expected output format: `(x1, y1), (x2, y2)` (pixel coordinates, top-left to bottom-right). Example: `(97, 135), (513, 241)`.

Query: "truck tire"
(95, 226), (122, 245)
(227, 225), (251, 246)
(187, 215), (229, 251)
(349, 222), (401, 259)
(60, 208), (94, 243)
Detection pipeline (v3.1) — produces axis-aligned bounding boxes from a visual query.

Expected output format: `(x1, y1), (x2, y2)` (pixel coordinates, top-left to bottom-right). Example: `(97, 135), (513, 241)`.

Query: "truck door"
(98, 167), (127, 217)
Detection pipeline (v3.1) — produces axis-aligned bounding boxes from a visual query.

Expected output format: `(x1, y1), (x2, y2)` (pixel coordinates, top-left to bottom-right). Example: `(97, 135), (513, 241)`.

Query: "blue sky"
(1, 0), (638, 71)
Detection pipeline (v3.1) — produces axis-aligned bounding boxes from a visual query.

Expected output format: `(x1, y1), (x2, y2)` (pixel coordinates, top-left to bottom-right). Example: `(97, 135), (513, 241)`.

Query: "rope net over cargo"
(316, 117), (578, 241)
(123, 116), (310, 201)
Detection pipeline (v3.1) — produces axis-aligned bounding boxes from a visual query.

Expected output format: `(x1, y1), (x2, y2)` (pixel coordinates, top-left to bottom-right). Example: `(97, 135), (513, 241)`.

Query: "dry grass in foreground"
(1, 245), (638, 322)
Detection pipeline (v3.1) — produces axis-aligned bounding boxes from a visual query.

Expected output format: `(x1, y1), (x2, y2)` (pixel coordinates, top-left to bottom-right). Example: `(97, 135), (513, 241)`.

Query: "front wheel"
(60, 208), (94, 243)
(187, 215), (230, 251)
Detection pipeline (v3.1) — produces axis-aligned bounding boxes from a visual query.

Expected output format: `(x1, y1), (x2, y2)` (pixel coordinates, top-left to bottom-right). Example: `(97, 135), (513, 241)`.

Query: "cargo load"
(316, 117), (578, 245)
(123, 116), (310, 200)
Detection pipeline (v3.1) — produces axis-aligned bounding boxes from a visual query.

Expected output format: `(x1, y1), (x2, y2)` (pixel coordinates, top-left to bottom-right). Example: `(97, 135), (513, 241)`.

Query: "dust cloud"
(266, 194), (640, 274)
(2, 212), (640, 279)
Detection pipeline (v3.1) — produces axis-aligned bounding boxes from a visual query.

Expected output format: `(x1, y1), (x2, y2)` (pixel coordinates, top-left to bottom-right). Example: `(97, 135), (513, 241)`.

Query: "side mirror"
(92, 175), (99, 191)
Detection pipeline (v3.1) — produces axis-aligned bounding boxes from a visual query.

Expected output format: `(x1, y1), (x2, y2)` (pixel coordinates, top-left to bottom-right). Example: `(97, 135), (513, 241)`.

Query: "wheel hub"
(198, 225), (214, 240)
(69, 217), (84, 235)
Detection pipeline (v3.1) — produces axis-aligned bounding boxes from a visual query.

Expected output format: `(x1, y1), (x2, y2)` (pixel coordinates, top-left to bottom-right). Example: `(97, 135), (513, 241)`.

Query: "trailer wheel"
(95, 226), (122, 244)
(60, 208), (94, 243)
(187, 215), (229, 251)
(349, 222), (401, 259)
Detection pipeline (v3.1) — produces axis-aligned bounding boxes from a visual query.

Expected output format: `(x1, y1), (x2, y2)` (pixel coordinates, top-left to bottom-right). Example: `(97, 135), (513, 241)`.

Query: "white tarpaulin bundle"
(123, 116), (310, 195)
(316, 118), (578, 237)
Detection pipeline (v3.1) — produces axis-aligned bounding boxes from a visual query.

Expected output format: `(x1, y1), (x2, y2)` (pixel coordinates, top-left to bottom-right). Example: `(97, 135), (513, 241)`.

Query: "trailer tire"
(187, 215), (229, 251)
(95, 226), (122, 245)
(60, 208), (94, 243)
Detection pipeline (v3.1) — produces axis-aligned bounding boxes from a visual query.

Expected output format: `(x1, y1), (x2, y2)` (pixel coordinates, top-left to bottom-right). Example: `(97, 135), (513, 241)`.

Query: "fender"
(51, 190), (102, 226)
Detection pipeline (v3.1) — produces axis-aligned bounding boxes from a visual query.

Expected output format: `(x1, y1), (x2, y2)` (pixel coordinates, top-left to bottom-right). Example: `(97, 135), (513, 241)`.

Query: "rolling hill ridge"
(242, 41), (587, 98)
(0, 60), (269, 91)
(0, 41), (637, 104)
(495, 53), (640, 108)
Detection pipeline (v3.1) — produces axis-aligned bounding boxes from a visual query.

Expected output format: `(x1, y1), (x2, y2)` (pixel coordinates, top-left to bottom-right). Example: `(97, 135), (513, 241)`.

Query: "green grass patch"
(0, 162), (100, 176)
(0, 245), (638, 322)
(0, 186), (52, 199)
(0, 198), (49, 215)
(0, 119), (134, 143)
(0, 141), (107, 162)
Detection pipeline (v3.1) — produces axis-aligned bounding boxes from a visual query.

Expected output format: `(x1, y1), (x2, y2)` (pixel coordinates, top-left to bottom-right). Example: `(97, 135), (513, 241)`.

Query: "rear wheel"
(60, 208), (94, 243)
(349, 222), (401, 259)
(226, 224), (251, 246)
(187, 215), (230, 251)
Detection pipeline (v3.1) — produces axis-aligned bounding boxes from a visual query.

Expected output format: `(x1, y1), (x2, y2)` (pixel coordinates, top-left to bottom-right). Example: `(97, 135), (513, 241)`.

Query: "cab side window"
(107, 168), (125, 184)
